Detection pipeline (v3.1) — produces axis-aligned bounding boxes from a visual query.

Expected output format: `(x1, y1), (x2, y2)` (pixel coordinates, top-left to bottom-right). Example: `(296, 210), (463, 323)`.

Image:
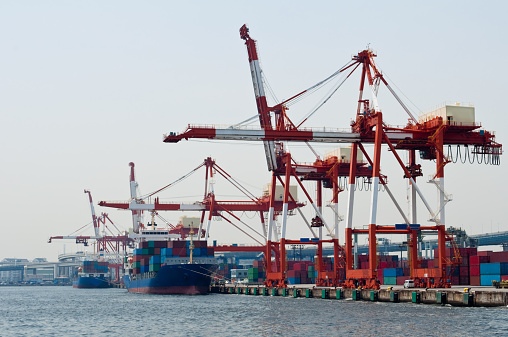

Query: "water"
(1, 286), (507, 336)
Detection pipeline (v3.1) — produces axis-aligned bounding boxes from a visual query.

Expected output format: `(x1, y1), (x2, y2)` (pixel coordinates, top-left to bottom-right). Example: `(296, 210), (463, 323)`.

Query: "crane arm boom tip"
(239, 24), (249, 40)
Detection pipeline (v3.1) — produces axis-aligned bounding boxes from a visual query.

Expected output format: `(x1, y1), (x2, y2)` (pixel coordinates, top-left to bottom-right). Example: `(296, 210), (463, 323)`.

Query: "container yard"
(40, 23), (505, 307)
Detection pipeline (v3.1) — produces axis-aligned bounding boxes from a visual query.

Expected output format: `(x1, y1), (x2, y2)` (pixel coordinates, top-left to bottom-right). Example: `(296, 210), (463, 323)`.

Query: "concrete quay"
(211, 285), (508, 307)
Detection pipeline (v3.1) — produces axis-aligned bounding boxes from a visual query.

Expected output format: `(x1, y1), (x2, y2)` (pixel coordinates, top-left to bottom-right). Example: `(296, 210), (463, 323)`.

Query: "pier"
(211, 285), (508, 307)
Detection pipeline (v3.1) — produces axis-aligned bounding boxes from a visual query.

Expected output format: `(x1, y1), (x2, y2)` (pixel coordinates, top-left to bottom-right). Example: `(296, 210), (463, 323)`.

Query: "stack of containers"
(469, 253), (489, 286)
(82, 260), (109, 274)
(377, 255), (399, 284)
(382, 268), (404, 285)
(248, 260), (265, 283)
(287, 261), (314, 284)
(457, 247), (476, 285)
(131, 240), (216, 276)
(480, 261), (508, 286)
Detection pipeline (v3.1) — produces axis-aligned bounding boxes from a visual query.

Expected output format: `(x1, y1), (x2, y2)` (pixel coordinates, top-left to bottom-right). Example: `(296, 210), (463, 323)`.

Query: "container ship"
(123, 228), (218, 294)
(73, 260), (112, 288)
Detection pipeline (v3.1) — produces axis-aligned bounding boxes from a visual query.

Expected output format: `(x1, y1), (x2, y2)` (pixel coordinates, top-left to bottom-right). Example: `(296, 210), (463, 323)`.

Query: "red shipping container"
(207, 247), (215, 256)
(469, 255), (490, 265)
(459, 266), (469, 276)
(459, 276), (469, 285)
(427, 260), (434, 269)
(477, 251), (491, 257)
(287, 270), (296, 278)
(470, 265), (480, 276)
(172, 247), (187, 257)
(489, 251), (508, 263)
(501, 275), (508, 281)
(451, 276), (460, 285)
(379, 261), (388, 269)
(396, 276), (406, 285)
(378, 269), (383, 278)
(470, 275), (481, 286)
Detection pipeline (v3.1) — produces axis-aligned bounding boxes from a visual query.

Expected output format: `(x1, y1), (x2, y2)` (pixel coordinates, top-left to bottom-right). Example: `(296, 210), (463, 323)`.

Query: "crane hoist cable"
(140, 161), (205, 200)
(68, 221), (93, 236)
(382, 71), (423, 117)
(296, 70), (351, 129)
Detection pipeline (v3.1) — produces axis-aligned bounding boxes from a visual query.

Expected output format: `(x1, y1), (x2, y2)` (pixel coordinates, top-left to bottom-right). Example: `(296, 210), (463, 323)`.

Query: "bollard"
(293, 289), (299, 298)
(436, 292), (446, 305)
(306, 289), (313, 298)
(322, 289), (329, 299)
(412, 291), (420, 304)
(352, 289), (360, 301)
(370, 290), (378, 301)
(390, 291), (399, 303)
(463, 292), (473, 306)
(335, 289), (343, 300)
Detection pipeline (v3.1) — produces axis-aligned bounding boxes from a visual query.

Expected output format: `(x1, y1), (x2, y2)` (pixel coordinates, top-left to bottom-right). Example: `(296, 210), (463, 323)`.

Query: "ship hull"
(73, 276), (111, 289)
(123, 263), (218, 295)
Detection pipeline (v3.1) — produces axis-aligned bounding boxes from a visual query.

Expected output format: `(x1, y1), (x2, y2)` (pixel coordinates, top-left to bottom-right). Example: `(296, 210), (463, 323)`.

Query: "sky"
(1, 1), (507, 260)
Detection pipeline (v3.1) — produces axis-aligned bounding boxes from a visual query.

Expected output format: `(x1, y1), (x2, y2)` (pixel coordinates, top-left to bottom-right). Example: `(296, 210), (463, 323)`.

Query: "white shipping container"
(263, 184), (298, 202)
(419, 103), (475, 124)
(324, 146), (364, 162)
(179, 215), (201, 228)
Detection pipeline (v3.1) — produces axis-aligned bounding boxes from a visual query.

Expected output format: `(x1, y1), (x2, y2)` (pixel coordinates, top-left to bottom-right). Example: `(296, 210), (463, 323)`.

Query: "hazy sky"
(2, 1), (507, 260)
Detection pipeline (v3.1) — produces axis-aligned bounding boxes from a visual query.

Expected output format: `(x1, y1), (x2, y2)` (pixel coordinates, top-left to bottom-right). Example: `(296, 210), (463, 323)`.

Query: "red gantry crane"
(163, 25), (502, 289)
(98, 159), (305, 256)
(48, 190), (134, 282)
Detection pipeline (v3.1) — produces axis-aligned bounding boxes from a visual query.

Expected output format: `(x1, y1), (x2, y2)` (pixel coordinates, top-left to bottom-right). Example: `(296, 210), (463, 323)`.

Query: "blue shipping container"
(481, 274), (501, 286)
(149, 255), (161, 264)
(480, 263), (508, 275)
(383, 268), (403, 277)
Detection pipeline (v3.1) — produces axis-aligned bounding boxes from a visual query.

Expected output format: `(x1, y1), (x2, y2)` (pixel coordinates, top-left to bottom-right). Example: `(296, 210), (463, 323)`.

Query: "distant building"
(0, 266), (24, 283)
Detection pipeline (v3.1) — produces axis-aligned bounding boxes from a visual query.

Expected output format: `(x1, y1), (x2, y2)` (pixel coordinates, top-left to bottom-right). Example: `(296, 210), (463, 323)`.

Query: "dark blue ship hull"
(123, 263), (218, 295)
(73, 276), (111, 288)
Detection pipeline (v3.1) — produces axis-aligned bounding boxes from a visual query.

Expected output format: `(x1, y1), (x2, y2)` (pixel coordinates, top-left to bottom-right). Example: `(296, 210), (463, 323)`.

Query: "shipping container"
(481, 274), (500, 286)
(470, 275), (481, 286)
(480, 262), (508, 275)
(383, 268), (403, 277)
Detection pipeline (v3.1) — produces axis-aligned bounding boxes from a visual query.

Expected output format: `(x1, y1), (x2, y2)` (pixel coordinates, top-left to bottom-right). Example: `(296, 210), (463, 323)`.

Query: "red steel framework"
(49, 191), (135, 282)
(163, 25), (502, 289)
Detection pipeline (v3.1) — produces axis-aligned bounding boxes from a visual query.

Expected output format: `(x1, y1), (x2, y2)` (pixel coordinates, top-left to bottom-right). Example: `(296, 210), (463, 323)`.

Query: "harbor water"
(1, 286), (507, 336)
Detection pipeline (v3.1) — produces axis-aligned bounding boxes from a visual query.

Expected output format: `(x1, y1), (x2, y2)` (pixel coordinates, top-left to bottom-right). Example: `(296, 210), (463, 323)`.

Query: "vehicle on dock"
(492, 280), (508, 289)
(403, 280), (415, 288)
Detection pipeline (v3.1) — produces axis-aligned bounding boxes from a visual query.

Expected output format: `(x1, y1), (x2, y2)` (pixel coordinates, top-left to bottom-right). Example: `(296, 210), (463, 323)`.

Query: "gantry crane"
(99, 158), (305, 248)
(48, 190), (134, 282)
(163, 25), (502, 289)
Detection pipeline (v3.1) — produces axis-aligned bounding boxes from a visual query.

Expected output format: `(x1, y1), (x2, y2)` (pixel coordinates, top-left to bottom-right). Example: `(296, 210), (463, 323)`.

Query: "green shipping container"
(383, 276), (397, 285)
(149, 264), (160, 272)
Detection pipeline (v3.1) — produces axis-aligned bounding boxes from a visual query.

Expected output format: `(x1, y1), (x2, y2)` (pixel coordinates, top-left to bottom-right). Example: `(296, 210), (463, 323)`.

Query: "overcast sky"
(1, 1), (507, 260)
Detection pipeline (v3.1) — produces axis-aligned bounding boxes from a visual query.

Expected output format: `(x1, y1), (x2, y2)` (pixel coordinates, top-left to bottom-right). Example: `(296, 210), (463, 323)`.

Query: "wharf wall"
(211, 285), (508, 307)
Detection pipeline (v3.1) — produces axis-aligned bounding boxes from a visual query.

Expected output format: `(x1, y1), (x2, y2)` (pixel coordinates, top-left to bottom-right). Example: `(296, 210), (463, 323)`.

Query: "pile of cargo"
(287, 260), (314, 285)
(81, 260), (108, 274)
(471, 251), (508, 286)
(247, 260), (266, 283)
(131, 240), (214, 275)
